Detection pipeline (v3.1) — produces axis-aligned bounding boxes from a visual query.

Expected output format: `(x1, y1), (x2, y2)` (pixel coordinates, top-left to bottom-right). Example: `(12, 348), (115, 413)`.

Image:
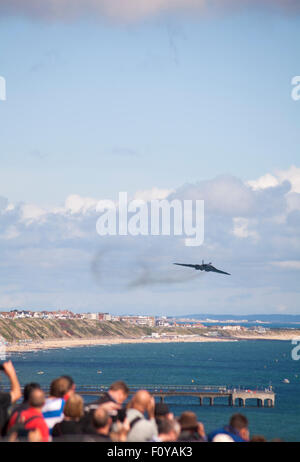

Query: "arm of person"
(2, 361), (22, 404)
(146, 396), (155, 419)
(197, 422), (207, 441)
(40, 419), (50, 442)
(145, 396), (158, 438)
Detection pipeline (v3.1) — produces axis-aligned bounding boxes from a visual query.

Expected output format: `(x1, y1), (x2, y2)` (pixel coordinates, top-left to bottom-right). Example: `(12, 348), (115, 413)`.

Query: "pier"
(2, 384), (275, 408)
(74, 384), (275, 408)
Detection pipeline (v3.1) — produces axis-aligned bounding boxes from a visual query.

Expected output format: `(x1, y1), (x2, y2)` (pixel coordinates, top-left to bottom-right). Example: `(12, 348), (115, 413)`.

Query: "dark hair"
(109, 381), (129, 395)
(23, 383), (41, 402)
(155, 402), (170, 417)
(60, 375), (74, 390)
(251, 435), (267, 442)
(93, 408), (109, 429)
(50, 377), (69, 398)
(157, 418), (174, 435)
(29, 389), (45, 408)
(229, 413), (248, 431)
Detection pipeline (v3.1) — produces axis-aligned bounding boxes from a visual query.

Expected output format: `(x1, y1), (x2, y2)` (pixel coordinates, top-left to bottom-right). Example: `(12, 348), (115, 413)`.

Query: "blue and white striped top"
(42, 397), (65, 434)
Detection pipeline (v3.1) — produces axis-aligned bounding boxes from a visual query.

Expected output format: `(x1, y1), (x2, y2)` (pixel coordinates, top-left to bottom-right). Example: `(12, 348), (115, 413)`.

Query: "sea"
(2, 339), (300, 441)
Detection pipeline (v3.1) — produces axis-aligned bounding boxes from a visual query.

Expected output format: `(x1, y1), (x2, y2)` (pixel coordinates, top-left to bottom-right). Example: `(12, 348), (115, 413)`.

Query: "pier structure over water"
(73, 384), (276, 408)
(6, 384), (275, 408)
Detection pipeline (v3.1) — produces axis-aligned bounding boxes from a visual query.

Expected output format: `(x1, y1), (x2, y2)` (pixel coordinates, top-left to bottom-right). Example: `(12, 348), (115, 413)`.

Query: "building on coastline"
(176, 322), (205, 329)
(155, 317), (171, 327)
(97, 313), (112, 321)
(110, 315), (120, 322)
(221, 325), (246, 331)
(0, 310), (153, 326)
(0, 312), (13, 318)
(120, 315), (155, 327)
(249, 326), (268, 333)
(81, 312), (98, 320)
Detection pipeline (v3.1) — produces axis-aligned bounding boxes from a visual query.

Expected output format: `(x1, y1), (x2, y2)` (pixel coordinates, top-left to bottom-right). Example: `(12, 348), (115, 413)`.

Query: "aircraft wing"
(173, 263), (197, 269)
(209, 266), (230, 275)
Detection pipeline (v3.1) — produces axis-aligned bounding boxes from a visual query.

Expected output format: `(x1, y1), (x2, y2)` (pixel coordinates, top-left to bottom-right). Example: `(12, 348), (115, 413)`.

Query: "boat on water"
(283, 378), (290, 384)
(37, 371), (44, 375)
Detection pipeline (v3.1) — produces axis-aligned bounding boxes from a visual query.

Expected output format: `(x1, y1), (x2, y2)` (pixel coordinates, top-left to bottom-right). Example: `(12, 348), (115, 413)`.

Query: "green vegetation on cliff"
(0, 319), (208, 343)
(0, 319), (152, 342)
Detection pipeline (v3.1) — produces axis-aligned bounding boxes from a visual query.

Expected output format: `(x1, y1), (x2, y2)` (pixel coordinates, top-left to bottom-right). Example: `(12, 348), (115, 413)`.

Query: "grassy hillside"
(0, 319), (153, 342)
(0, 319), (208, 343)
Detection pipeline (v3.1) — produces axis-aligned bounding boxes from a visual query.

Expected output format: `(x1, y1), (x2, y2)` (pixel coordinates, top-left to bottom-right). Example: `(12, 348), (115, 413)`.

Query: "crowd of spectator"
(0, 360), (277, 442)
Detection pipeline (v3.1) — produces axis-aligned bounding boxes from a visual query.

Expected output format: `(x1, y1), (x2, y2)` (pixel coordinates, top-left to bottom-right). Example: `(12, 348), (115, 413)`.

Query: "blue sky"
(0, 2), (300, 315)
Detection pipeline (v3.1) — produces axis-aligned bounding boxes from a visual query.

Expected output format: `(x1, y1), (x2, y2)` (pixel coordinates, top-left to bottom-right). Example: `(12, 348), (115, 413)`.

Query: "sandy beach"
(5, 330), (300, 353)
(5, 335), (236, 353)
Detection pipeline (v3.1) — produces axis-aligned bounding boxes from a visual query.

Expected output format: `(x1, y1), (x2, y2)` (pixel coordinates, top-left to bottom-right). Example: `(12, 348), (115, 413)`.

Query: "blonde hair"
(63, 393), (84, 420)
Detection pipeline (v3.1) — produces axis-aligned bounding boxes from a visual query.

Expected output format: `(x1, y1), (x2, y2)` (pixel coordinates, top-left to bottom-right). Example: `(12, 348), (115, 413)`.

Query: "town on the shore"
(0, 309), (268, 334)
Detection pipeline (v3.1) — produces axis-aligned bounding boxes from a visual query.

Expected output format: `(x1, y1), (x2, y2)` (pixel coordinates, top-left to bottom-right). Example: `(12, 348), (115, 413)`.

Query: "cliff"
(0, 319), (154, 342)
(0, 319), (207, 343)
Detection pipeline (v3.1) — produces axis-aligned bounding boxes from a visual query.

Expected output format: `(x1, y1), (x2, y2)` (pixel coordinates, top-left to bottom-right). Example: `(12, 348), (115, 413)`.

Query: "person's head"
(251, 435), (266, 442)
(93, 407), (112, 435)
(108, 381), (129, 404)
(60, 375), (75, 390)
(212, 433), (234, 442)
(178, 411), (198, 434)
(155, 403), (174, 422)
(129, 390), (152, 414)
(63, 393), (84, 420)
(23, 383), (41, 403)
(29, 388), (46, 410)
(49, 377), (70, 398)
(60, 375), (75, 399)
(229, 414), (249, 441)
(157, 419), (180, 442)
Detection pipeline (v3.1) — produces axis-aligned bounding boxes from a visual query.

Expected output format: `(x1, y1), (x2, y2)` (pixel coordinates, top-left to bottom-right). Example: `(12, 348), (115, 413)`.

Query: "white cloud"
(134, 187), (173, 202)
(286, 193), (300, 212)
(5, 203), (15, 212)
(232, 217), (259, 241)
(20, 203), (47, 223)
(277, 166), (300, 194)
(248, 166), (300, 214)
(247, 173), (279, 191)
(0, 167), (300, 313)
(0, 225), (20, 240)
(172, 175), (255, 216)
(16, 247), (90, 268)
(65, 194), (98, 214)
(248, 165), (300, 193)
(271, 260), (300, 270)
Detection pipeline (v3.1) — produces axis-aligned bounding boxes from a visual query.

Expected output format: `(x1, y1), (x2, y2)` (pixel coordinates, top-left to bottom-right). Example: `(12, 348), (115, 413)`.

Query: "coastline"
(5, 331), (298, 353)
(6, 335), (234, 353)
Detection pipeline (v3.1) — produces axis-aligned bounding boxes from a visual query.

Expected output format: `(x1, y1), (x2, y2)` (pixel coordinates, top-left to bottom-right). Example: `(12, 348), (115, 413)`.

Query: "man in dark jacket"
(81, 381), (129, 434)
(85, 407), (112, 442)
(177, 411), (207, 442)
